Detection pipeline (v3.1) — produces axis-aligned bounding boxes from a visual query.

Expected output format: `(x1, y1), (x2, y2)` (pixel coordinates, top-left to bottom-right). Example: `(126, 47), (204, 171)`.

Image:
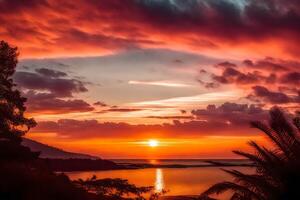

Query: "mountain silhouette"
(22, 138), (99, 160)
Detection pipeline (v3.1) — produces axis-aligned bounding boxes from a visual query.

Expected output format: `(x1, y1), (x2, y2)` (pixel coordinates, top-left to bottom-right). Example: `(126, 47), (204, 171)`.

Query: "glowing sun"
(148, 139), (159, 147)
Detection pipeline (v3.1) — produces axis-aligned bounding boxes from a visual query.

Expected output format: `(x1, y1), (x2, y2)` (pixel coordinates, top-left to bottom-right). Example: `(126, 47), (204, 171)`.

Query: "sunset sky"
(1, 0), (299, 158)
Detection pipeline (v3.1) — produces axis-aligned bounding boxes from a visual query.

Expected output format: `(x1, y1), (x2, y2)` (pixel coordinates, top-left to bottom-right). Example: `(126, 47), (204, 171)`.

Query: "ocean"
(66, 159), (252, 198)
(111, 159), (250, 166)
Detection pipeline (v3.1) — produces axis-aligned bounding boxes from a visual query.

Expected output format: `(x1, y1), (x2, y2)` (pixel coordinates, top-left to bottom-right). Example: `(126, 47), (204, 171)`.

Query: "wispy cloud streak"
(129, 80), (193, 87)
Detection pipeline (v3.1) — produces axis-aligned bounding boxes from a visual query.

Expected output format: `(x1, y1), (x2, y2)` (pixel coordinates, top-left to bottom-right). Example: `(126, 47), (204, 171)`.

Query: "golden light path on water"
(155, 168), (164, 192)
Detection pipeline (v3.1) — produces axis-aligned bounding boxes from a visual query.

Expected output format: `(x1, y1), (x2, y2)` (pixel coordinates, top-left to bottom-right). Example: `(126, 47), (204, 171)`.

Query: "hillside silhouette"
(22, 138), (99, 159)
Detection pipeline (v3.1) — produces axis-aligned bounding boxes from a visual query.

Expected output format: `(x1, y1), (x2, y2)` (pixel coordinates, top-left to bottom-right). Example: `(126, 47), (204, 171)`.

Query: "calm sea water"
(66, 160), (252, 198)
(112, 159), (250, 166)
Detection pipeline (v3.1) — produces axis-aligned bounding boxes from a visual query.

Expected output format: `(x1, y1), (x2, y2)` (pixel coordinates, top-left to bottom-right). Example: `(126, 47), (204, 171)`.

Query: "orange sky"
(1, 0), (299, 158)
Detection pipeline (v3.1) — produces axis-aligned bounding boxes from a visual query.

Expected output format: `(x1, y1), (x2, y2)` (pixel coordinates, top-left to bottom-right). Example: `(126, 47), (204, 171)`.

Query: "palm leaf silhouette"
(199, 107), (300, 200)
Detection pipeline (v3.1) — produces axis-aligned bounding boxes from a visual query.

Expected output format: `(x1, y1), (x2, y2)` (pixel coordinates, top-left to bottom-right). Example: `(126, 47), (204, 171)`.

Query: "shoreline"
(118, 159), (252, 169)
(45, 158), (252, 172)
(57, 162), (252, 172)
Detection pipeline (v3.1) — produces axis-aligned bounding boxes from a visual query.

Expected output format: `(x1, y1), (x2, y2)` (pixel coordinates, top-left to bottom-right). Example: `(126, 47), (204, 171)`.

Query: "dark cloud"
(145, 116), (194, 120)
(212, 67), (265, 85)
(14, 71), (87, 97)
(31, 119), (248, 139)
(35, 68), (67, 78)
(1, 0), (300, 57)
(32, 102), (269, 138)
(242, 58), (289, 71)
(53, 28), (159, 51)
(135, 0), (300, 51)
(191, 102), (267, 126)
(98, 108), (144, 113)
(13, 68), (93, 114)
(215, 61), (237, 68)
(180, 110), (187, 114)
(106, 108), (142, 112)
(248, 86), (300, 104)
(197, 77), (220, 89)
(243, 57), (300, 72)
(24, 91), (94, 114)
(203, 82), (220, 89)
(205, 58), (300, 106)
(0, 0), (48, 13)
(93, 101), (108, 107)
(280, 72), (300, 85)
(208, 58), (298, 91)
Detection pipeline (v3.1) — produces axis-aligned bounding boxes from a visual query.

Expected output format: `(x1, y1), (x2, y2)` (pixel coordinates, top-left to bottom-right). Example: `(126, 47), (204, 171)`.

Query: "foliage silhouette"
(75, 176), (165, 200)
(0, 40), (161, 200)
(0, 40), (38, 162)
(199, 107), (300, 200)
(0, 40), (92, 200)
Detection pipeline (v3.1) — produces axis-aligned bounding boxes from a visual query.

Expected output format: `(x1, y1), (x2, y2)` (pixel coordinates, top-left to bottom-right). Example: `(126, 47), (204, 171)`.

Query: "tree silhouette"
(0, 40), (163, 200)
(75, 176), (154, 200)
(0, 40), (38, 162)
(75, 176), (164, 200)
(199, 107), (300, 200)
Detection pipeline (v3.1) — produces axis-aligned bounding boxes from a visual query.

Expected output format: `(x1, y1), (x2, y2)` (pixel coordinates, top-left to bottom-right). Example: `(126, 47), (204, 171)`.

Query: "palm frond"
(200, 108), (300, 199)
(222, 169), (275, 199)
(233, 150), (266, 167)
(269, 108), (300, 157)
(230, 192), (252, 200)
(199, 181), (261, 200)
(251, 121), (291, 159)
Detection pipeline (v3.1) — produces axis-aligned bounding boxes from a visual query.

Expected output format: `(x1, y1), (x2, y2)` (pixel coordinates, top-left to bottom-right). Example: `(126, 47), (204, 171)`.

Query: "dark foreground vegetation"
(0, 40), (163, 200)
(200, 108), (300, 200)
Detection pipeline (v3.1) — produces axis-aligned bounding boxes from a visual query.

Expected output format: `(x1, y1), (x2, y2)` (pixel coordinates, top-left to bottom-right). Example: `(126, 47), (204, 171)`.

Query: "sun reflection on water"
(155, 168), (164, 192)
(149, 159), (158, 164)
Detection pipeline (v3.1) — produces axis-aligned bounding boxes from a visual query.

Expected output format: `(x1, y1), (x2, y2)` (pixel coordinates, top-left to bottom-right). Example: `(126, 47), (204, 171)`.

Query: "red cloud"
(13, 67), (94, 114)
(248, 86), (300, 104)
(1, 0), (300, 58)
(198, 57), (300, 108)
(23, 91), (94, 114)
(192, 102), (268, 126)
(35, 68), (67, 78)
(32, 102), (271, 139)
(14, 71), (87, 97)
